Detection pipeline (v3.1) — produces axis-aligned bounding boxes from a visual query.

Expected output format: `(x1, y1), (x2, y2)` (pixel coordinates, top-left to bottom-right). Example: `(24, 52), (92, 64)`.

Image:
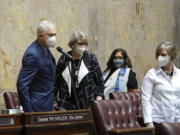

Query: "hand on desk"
(96, 96), (103, 100)
(146, 122), (154, 128)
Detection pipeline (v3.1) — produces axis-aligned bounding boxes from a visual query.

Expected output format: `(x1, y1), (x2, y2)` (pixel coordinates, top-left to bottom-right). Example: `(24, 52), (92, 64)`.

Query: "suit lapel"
(47, 49), (56, 77)
(62, 63), (72, 96)
(61, 59), (89, 96)
(78, 60), (89, 83)
(36, 42), (56, 78)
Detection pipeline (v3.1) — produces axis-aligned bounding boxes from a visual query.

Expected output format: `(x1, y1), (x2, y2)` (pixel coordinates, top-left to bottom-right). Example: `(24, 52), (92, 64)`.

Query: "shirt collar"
(173, 64), (178, 75)
(155, 66), (163, 75)
(155, 64), (177, 75)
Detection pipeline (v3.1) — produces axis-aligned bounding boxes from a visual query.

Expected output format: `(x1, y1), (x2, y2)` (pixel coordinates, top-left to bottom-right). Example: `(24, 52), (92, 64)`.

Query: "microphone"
(56, 46), (74, 60)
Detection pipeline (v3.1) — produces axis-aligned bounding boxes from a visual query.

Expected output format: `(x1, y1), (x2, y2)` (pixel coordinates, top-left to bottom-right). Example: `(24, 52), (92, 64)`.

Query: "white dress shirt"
(141, 65), (180, 124)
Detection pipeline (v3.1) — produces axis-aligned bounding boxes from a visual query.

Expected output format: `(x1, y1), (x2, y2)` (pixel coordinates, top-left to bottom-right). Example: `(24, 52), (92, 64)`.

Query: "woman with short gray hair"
(68, 30), (88, 48)
(141, 41), (180, 129)
(54, 30), (104, 110)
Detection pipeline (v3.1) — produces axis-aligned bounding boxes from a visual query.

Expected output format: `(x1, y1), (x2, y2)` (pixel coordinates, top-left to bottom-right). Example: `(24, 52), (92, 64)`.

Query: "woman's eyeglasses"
(76, 42), (87, 46)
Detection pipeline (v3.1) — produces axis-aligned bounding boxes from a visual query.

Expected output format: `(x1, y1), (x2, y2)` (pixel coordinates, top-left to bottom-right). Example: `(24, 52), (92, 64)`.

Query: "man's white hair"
(37, 20), (55, 37)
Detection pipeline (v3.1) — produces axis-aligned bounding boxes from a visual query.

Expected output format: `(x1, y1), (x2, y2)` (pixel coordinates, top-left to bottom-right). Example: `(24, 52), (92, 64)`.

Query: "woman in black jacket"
(54, 30), (104, 110)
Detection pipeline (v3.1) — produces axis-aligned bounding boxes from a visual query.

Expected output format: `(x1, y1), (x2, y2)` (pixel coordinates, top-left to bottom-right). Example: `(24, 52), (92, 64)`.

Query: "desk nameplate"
(31, 112), (91, 124)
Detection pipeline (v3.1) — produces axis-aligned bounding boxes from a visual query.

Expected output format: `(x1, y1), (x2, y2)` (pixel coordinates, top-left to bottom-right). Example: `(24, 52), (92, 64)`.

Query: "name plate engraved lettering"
(31, 112), (90, 124)
(0, 117), (14, 126)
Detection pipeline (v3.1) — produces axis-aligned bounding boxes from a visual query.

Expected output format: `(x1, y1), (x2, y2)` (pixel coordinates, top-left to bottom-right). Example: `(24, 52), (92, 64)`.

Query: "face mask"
(113, 58), (124, 68)
(158, 56), (169, 67)
(75, 46), (86, 56)
(45, 36), (56, 47)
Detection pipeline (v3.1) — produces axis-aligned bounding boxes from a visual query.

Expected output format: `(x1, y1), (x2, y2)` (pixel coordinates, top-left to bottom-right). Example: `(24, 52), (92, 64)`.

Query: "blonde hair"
(155, 41), (177, 61)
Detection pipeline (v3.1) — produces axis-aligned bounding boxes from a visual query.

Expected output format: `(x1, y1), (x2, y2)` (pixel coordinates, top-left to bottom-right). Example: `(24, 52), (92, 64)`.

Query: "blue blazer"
(17, 41), (56, 112)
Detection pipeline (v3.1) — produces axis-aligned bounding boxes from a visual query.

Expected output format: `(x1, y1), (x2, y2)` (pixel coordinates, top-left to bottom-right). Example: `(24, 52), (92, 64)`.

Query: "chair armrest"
(108, 127), (154, 135)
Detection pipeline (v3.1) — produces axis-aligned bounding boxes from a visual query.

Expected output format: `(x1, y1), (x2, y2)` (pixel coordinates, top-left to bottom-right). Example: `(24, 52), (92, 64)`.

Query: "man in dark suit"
(17, 20), (56, 112)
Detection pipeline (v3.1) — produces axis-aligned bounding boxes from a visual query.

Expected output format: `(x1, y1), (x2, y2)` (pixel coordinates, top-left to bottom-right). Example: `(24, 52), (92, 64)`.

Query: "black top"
(71, 59), (82, 109)
(127, 69), (138, 89)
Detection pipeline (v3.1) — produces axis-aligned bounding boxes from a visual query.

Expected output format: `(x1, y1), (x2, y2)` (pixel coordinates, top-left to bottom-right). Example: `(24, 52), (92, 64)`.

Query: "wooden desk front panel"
(0, 110), (97, 135)
(0, 114), (23, 135)
(23, 110), (96, 135)
(0, 126), (23, 135)
(25, 122), (95, 135)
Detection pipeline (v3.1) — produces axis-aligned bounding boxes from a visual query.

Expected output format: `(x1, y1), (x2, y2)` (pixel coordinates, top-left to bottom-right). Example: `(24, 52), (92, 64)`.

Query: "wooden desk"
(0, 114), (23, 135)
(23, 109), (96, 135)
(108, 127), (154, 135)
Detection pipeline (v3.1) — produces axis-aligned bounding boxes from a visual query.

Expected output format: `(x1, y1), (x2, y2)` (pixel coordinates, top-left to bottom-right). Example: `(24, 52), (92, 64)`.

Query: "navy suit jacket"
(17, 40), (56, 112)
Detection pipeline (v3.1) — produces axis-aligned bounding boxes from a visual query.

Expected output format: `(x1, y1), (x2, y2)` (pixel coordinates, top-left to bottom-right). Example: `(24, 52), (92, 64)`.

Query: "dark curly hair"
(106, 48), (132, 70)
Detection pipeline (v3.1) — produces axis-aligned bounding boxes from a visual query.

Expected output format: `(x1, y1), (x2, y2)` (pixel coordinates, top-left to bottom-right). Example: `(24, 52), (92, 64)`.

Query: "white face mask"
(75, 46), (86, 56)
(45, 36), (56, 48)
(158, 56), (170, 67)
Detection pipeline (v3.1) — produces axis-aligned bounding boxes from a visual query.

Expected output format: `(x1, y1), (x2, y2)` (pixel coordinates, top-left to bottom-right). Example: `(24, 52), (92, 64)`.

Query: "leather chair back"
(3, 91), (20, 109)
(109, 92), (142, 117)
(91, 100), (140, 135)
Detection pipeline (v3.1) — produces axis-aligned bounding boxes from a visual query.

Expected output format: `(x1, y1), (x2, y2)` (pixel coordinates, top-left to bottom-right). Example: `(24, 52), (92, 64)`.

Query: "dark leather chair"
(3, 91), (20, 109)
(155, 122), (180, 135)
(109, 91), (145, 127)
(91, 100), (154, 135)
(109, 92), (142, 117)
